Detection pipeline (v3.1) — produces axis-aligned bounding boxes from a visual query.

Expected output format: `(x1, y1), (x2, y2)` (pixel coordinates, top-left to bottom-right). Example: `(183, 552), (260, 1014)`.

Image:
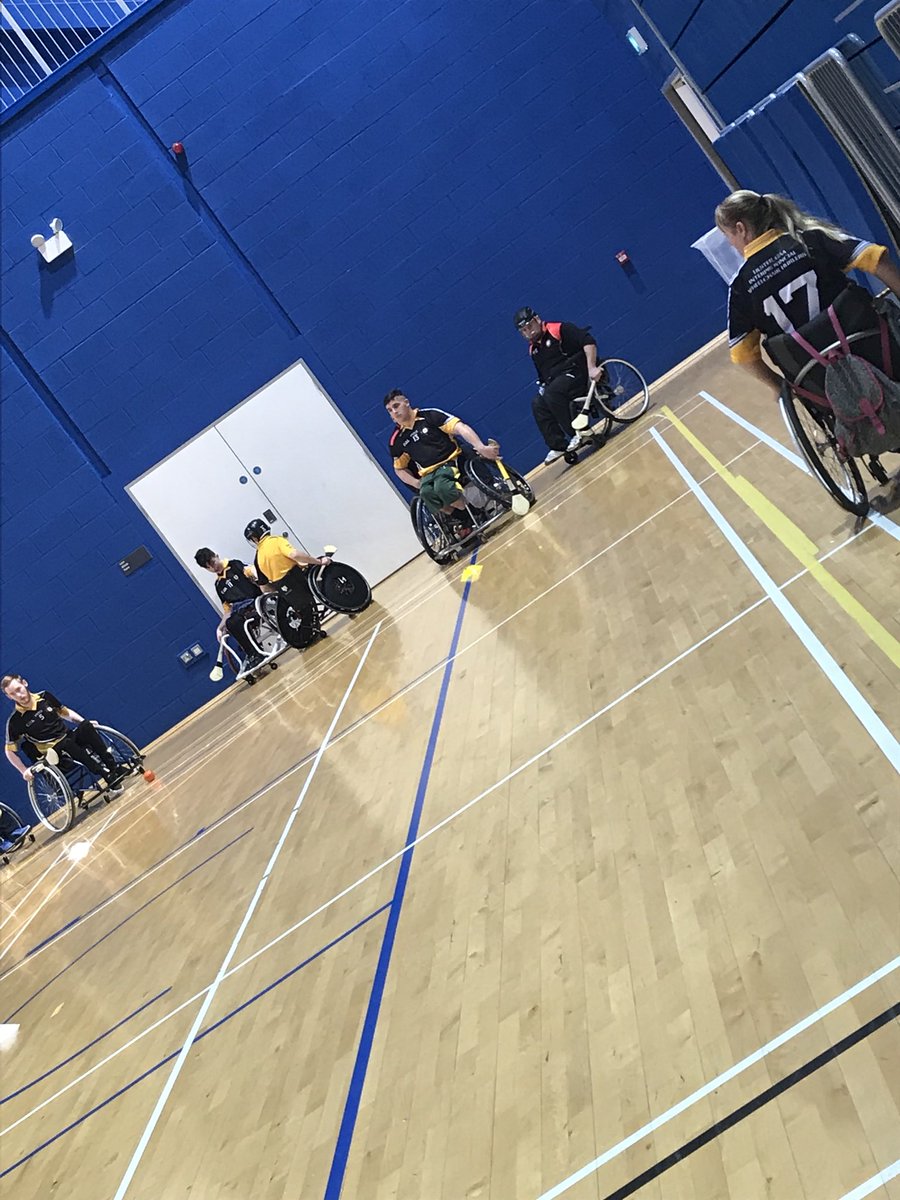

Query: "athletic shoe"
(566, 433), (585, 452)
(543, 448), (565, 464)
(107, 784), (125, 799)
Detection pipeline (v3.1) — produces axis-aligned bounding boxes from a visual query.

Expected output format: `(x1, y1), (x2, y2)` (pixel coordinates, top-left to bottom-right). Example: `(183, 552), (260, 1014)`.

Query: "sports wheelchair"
(409, 447), (535, 564)
(217, 549), (372, 684)
(565, 357), (651, 463)
(768, 290), (900, 517)
(0, 801), (36, 866)
(23, 725), (145, 834)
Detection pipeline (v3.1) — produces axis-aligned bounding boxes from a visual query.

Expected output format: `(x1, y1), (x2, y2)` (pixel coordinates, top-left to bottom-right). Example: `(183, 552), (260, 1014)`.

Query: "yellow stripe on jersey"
(847, 243), (886, 273)
(730, 330), (762, 364)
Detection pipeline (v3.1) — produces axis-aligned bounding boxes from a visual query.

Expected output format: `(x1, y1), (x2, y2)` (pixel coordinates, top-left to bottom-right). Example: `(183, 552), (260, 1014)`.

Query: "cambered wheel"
(465, 457), (535, 510)
(780, 388), (868, 516)
(594, 359), (649, 423)
(28, 764), (76, 833)
(311, 561), (371, 613)
(95, 725), (144, 776)
(412, 497), (455, 563)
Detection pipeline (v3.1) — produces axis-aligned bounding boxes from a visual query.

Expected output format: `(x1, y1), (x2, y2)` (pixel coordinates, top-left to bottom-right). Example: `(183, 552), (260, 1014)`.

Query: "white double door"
(128, 360), (420, 611)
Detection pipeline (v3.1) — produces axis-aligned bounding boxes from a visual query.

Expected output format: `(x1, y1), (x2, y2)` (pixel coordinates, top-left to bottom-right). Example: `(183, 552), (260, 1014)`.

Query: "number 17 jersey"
(727, 228), (884, 363)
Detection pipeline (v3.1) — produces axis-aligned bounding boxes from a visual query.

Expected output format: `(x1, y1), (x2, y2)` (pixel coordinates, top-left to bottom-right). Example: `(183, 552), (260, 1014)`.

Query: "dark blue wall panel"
(1, 0), (726, 746)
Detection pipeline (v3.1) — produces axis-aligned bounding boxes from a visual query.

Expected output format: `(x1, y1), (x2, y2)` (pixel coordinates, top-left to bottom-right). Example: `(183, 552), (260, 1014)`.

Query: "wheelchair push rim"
(465, 456), (535, 512)
(310, 561), (372, 613)
(411, 496), (457, 563)
(28, 763), (76, 833)
(779, 389), (869, 516)
(582, 359), (649, 425)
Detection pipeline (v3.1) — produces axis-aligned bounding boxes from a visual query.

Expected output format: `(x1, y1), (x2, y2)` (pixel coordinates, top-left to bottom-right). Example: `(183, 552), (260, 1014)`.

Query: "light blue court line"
(1, 988), (170, 1106)
(650, 428), (899, 770)
(6, 827), (254, 1022)
(0, 903), (391, 1180)
(699, 389), (900, 543)
(323, 551), (478, 1200)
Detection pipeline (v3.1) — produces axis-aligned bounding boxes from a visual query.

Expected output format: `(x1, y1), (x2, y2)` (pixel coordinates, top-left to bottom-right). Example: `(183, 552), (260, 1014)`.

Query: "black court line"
(602, 999), (900, 1200)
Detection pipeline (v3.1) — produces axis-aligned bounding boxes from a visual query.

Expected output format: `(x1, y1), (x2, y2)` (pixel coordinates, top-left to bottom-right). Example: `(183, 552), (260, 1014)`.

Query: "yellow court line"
(661, 405), (900, 670)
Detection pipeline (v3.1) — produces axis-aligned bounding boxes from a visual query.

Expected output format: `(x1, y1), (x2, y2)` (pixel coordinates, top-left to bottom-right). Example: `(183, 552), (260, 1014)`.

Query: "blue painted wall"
(1, 0), (727, 747)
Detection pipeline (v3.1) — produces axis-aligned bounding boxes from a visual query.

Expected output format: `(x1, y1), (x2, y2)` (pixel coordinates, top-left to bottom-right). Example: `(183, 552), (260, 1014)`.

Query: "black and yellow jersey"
(5, 690), (69, 753)
(727, 228), (885, 363)
(214, 558), (261, 612)
(389, 408), (461, 476)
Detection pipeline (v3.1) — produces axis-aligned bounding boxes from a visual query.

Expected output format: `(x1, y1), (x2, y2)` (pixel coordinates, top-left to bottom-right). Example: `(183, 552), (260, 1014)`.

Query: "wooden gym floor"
(1, 341), (898, 1200)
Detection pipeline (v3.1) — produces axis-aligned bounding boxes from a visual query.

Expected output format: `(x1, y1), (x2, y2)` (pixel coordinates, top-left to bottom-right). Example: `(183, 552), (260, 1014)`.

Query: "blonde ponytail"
(715, 189), (845, 240)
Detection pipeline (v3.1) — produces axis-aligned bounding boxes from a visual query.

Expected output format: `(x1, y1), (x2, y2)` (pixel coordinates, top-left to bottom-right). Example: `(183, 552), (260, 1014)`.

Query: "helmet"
(243, 518), (270, 543)
(514, 306), (537, 329)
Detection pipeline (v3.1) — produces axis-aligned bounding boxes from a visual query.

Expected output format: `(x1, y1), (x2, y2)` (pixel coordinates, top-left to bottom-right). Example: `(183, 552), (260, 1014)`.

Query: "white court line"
(0, 846), (72, 931)
(535, 956), (900, 1199)
(0, 439), (747, 984)
(838, 1158), (900, 1200)
(652, 429), (900, 770)
(0, 529), (876, 1139)
(110, 620), (381, 1200)
(0, 806), (122, 964)
(700, 389), (900, 543)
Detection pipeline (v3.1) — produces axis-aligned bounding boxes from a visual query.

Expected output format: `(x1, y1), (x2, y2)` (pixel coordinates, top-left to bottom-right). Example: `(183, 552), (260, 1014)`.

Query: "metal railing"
(0, 0), (149, 112)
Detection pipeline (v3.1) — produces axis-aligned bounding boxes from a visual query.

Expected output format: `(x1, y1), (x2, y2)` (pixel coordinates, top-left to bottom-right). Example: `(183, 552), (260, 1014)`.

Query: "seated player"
(194, 548), (269, 671)
(384, 390), (499, 536)
(3, 673), (124, 794)
(243, 520), (331, 647)
(514, 307), (604, 463)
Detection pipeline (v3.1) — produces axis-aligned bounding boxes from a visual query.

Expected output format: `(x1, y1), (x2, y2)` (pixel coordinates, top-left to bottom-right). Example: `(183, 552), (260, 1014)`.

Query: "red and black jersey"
(528, 322), (596, 384)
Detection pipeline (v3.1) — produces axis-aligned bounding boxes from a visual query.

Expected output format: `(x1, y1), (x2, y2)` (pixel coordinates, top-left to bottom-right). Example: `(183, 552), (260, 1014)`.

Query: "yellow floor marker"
(460, 564), (483, 583)
(662, 405), (900, 670)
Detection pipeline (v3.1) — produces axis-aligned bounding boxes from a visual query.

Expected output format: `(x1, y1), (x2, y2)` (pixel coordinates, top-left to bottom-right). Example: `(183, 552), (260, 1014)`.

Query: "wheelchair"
(409, 448), (536, 564)
(566, 358), (651, 463)
(218, 549), (372, 683)
(769, 292), (900, 517)
(0, 801), (36, 866)
(24, 725), (145, 834)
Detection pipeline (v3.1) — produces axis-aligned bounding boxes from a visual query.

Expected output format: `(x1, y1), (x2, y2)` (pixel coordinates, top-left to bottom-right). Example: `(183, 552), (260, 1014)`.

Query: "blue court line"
(1, 902), (391, 1180)
(323, 551), (477, 1200)
(6, 828), (253, 1022)
(1, 988), (171, 1106)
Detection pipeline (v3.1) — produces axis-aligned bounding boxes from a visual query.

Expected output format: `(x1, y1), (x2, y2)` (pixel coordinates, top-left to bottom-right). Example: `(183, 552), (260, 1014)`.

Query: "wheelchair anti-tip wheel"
(779, 387), (868, 516)
(28, 763), (76, 833)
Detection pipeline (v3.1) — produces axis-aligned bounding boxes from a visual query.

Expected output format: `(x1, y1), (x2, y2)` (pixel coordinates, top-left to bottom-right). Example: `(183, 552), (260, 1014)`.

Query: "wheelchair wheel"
(252, 594), (285, 657)
(0, 801), (35, 862)
(28, 764), (76, 833)
(594, 359), (649, 423)
(95, 726), (144, 776)
(274, 593), (320, 649)
(780, 389), (869, 516)
(310, 562), (371, 613)
(465, 457), (535, 510)
(412, 496), (455, 563)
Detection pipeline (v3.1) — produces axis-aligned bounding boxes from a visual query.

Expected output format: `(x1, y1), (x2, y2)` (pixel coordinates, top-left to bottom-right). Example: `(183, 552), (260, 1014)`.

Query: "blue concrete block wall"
(1, 0), (729, 746)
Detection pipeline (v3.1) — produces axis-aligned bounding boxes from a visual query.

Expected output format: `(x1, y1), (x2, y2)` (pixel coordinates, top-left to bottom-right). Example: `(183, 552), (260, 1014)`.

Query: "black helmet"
(514, 306), (537, 329)
(244, 518), (270, 543)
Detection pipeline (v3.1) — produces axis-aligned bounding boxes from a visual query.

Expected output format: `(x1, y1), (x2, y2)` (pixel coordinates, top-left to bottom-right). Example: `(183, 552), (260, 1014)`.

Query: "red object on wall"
(171, 142), (185, 155)
(615, 250), (631, 265)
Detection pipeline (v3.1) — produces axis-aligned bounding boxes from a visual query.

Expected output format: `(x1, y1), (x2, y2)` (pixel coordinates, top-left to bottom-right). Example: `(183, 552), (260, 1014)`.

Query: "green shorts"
(419, 462), (463, 514)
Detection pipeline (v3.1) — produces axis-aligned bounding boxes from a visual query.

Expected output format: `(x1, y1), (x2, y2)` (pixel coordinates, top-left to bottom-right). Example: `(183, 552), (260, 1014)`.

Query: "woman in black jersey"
(715, 190), (900, 398)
